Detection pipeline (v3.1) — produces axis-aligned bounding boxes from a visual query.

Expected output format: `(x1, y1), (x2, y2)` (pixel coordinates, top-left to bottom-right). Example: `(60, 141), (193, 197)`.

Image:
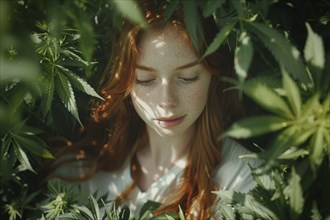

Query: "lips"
(156, 116), (185, 127)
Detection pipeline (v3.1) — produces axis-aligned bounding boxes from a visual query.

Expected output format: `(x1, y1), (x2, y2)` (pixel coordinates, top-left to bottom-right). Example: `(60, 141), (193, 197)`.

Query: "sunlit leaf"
(57, 213), (79, 219)
(311, 201), (322, 220)
(183, 0), (204, 53)
(320, 94), (330, 161)
(153, 212), (178, 220)
(14, 142), (35, 173)
(250, 169), (276, 191)
(310, 126), (326, 167)
(304, 23), (325, 70)
(301, 94), (320, 118)
(278, 147), (309, 160)
(55, 72), (82, 126)
(165, 214), (176, 220)
(112, 0), (147, 27)
(202, 20), (237, 59)
(248, 13), (258, 22)
(224, 115), (288, 139)
(215, 190), (277, 219)
(235, 31), (253, 81)
(242, 79), (293, 118)
(284, 168), (304, 219)
(88, 195), (100, 220)
(178, 205), (185, 220)
(75, 206), (94, 219)
(282, 70), (302, 118)
(101, 200), (116, 219)
(323, 127), (330, 159)
(322, 93), (330, 117)
(62, 49), (89, 66)
(4, 204), (21, 220)
(247, 22), (308, 84)
(218, 203), (235, 219)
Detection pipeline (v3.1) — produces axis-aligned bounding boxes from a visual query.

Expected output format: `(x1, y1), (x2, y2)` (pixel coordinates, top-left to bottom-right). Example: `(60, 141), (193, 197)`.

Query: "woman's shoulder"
(213, 138), (262, 193)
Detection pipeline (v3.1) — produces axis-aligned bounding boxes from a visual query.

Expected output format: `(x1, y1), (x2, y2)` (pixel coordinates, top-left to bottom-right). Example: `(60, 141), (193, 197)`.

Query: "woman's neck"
(145, 125), (194, 166)
(136, 124), (195, 191)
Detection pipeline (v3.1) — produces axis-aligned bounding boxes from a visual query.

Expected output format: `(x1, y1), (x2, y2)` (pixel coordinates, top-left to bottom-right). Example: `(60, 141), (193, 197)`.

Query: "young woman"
(52, 2), (259, 219)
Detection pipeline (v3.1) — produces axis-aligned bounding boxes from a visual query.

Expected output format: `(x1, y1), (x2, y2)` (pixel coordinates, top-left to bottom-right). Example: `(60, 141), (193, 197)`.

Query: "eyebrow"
(136, 60), (200, 72)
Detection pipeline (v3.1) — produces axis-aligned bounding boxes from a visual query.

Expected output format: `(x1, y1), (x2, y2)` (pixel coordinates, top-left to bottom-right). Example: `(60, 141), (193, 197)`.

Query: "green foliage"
(183, 0), (204, 53)
(42, 180), (78, 218)
(1, 0), (329, 219)
(33, 22), (102, 125)
(221, 1), (330, 218)
(112, 0), (148, 27)
(234, 31), (253, 81)
(226, 44), (329, 170)
(2, 120), (53, 172)
(1, 0), (108, 219)
(139, 200), (161, 219)
(39, 180), (181, 220)
(246, 22), (308, 84)
(202, 20), (237, 59)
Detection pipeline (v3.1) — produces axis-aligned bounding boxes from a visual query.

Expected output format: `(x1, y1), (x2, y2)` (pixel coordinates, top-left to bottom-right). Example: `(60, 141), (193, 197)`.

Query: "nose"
(159, 80), (177, 109)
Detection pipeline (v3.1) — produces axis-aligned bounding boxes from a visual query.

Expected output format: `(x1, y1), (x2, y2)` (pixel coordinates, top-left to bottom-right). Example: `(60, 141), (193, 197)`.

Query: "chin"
(156, 126), (191, 137)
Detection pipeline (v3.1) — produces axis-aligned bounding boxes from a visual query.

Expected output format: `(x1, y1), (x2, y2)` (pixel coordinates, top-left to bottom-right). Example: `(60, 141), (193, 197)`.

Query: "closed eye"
(136, 79), (155, 85)
(178, 76), (199, 82)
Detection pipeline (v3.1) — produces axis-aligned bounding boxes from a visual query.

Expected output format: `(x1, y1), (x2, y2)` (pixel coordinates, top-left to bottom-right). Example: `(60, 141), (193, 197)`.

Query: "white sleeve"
(213, 138), (261, 193)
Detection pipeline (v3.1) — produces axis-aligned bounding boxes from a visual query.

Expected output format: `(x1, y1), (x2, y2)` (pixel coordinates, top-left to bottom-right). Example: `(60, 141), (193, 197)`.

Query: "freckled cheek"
(185, 82), (210, 107)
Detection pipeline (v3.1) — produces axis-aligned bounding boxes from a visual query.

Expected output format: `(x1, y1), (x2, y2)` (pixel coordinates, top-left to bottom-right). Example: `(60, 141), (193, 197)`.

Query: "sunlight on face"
(152, 39), (166, 52)
(130, 25), (211, 137)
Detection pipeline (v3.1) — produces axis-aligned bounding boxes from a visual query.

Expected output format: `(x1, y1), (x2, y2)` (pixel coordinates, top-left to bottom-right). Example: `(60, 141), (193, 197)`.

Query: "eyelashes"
(178, 76), (199, 82)
(136, 79), (155, 85)
(136, 76), (200, 85)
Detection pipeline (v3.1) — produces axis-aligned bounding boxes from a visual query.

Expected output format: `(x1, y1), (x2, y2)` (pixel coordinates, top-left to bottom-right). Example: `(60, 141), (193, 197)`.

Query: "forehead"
(137, 25), (198, 67)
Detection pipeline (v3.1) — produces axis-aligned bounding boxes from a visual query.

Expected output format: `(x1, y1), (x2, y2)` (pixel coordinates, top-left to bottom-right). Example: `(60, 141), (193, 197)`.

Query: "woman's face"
(130, 26), (212, 137)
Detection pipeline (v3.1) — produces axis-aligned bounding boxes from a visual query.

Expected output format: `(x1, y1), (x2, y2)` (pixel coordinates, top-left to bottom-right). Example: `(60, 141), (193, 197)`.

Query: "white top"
(57, 138), (259, 217)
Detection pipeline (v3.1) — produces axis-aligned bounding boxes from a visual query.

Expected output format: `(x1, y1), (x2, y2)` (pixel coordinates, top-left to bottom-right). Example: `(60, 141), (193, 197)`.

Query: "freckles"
(181, 88), (207, 114)
(189, 84), (209, 103)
